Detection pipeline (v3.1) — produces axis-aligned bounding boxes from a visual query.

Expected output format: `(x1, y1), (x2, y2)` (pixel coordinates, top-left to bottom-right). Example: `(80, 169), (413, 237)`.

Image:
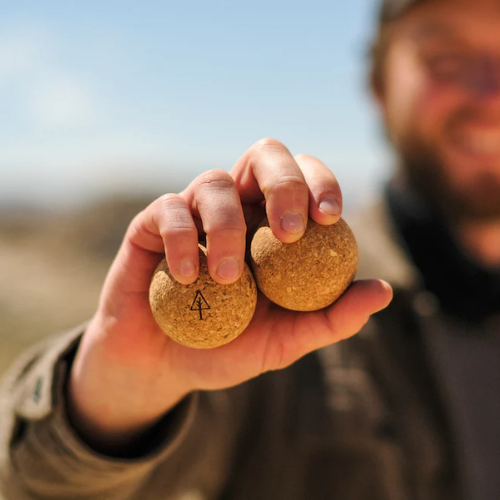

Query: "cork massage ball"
(250, 218), (358, 312)
(149, 245), (257, 349)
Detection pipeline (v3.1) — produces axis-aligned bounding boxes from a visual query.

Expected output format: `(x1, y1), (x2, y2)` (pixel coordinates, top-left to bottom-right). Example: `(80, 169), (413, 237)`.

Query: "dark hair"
(378, 0), (423, 23)
(369, 0), (426, 93)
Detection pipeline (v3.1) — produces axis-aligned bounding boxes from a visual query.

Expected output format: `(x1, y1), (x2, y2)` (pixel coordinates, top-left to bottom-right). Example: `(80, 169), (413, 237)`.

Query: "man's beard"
(397, 133), (500, 223)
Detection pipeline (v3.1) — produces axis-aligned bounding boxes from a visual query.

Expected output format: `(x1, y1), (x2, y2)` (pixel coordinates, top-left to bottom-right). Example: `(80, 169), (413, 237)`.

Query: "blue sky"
(0, 0), (392, 209)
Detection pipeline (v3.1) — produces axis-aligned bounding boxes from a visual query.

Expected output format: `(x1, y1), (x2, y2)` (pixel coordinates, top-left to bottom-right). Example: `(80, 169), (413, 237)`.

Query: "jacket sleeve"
(0, 323), (250, 500)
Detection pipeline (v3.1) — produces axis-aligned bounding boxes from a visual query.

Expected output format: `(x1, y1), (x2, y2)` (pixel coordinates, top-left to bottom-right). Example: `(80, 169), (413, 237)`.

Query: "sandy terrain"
(0, 195), (154, 376)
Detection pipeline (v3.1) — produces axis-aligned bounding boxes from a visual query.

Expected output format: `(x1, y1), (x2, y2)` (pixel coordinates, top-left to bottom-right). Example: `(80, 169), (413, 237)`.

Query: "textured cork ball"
(149, 245), (257, 349)
(250, 218), (358, 311)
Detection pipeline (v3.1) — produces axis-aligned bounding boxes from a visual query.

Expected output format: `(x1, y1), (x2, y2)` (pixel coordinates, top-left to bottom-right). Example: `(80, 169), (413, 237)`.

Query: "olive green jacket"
(0, 202), (463, 500)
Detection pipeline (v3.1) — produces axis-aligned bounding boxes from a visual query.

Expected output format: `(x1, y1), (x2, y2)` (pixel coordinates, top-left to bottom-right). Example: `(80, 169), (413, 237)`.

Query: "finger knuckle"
(294, 153), (315, 162)
(161, 224), (197, 242)
(198, 169), (235, 190)
(270, 174), (308, 196)
(126, 213), (150, 240)
(155, 195), (196, 233)
(203, 221), (247, 239)
(158, 193), (186, 211)
(255, 137), (286, 152)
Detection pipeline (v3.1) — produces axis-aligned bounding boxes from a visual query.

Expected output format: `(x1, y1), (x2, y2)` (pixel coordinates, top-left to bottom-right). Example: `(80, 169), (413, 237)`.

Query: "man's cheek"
(416, 84), (466, 135)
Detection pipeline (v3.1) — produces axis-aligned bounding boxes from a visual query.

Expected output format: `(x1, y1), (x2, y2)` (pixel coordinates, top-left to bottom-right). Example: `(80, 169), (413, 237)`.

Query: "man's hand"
(67, 138), (393, 453)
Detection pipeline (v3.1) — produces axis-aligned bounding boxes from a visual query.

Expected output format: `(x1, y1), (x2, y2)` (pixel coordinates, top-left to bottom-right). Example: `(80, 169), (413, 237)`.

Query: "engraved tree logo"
(190, 290), (210, 320)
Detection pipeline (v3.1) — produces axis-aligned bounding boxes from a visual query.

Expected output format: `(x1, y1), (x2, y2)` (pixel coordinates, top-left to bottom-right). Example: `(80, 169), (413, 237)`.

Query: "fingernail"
(281, 212), (305, 235)
(178, 259), (195, 277)
(319, 197), (340, 215)
(217, 258), (240, 280)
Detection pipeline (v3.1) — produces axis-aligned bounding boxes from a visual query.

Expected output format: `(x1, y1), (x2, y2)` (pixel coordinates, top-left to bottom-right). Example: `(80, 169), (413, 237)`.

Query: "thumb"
(264, 279), (393, 371)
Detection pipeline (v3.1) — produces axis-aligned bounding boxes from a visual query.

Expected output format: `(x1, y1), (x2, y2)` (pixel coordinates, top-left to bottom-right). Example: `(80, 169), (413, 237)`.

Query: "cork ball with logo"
(149, 245), (257, 349)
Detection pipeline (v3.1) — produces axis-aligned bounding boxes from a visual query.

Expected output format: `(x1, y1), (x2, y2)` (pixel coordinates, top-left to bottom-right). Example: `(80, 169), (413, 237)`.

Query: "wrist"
(65, 376), (189, 455)
(65, 314), (190, 453)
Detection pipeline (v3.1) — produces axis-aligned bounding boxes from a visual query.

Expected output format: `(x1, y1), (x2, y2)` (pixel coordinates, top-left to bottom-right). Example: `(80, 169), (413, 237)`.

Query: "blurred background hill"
(0, 192), (172, 374)
(1, 0), (391, 376)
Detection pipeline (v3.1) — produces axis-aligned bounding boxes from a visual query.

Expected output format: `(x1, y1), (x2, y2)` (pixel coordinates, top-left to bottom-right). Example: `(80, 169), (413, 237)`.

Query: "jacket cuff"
(12, 322), (199, 469)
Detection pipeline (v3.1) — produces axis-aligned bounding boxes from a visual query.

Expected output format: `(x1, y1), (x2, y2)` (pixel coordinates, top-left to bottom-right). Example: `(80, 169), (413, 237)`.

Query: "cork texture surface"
(149, 245), (257, 349)
(250, 218), (358, 311)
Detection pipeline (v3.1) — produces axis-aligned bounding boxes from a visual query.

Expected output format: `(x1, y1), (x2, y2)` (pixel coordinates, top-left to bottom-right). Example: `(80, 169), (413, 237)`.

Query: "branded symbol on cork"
(190, 290), (210, 320)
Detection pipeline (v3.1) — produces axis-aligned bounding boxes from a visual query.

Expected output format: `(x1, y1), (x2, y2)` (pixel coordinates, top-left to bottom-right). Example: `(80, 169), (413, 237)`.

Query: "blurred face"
(379, 0), (500, 221)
